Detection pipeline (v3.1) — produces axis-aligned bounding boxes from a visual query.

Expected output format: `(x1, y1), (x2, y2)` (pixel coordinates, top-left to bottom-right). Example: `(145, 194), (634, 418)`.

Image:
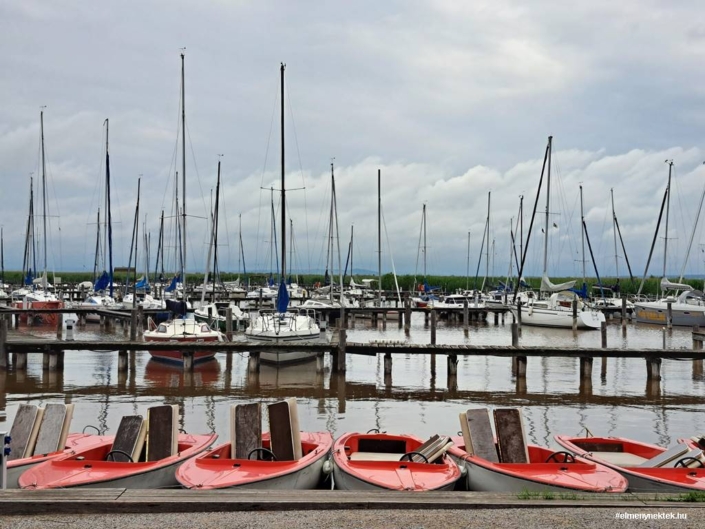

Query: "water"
(2, 314), (704, 451)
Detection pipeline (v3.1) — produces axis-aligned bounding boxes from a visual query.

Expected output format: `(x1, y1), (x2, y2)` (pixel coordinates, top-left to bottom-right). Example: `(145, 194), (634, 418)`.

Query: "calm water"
(2, 314), (704, 451)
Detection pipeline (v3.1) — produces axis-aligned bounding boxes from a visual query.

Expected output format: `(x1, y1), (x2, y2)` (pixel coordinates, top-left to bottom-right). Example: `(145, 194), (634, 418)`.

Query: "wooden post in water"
(48, 351), (59, 371)
(693, 325), (701, 350)
(666, 301), (673, 330)
(600, 321), (607, 348)
(404, 300), (411, 334)
(493, 312), (499, 325)
(511, 322), (519, 347)
(130, 309), (137, 342)
(183, 351), (194, 372)
(248, 351), (260, 374)
(56, 313), (63, 339)
(0, 318), (7, 370)
(516, 300), (522, 334)
(316, 352), (325, 373)
(337, 328), (347, 373)
(516, 356), (527, 378)
(16, 352), (27, 371)
(397, 310), (402, 328)
(693, 325), (704, 379)
(137, 306), (145, 336)
(430, 310), (437, 345)
(646, 357), (662, 381)
(579, 357), (593, 384)
(382, 311), (386, 329)
(447, 353), (458, 376)
(372, 311), (378, 328)
(601, 356), (607, 379)
(384, 352), (392, 376)
(572, 298), (578, 333)
(118, 350), (128, 372)
(225, 307), (233, 341)
(463, 299), (469, 332)
(662, 328), (666, 349)
(621, 296), (627, 330)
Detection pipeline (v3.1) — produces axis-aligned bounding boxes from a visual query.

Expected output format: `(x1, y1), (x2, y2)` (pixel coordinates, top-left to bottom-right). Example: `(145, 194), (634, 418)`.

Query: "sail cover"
(540, 274), (576, 293)
(94, 271), (110, 292)
(276, 278), (289, 314)
(660, 277), (692, 291)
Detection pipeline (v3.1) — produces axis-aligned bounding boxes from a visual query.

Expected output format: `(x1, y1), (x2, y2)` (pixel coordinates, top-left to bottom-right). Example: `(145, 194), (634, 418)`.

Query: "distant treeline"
(3, 270), (703, 297)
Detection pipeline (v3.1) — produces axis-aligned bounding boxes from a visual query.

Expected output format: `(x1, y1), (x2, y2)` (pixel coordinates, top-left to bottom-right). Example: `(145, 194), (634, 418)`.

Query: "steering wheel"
(545, 451), (576, 464)
(106, 450), (134, 462)
(247, 447), (278, 461)
(367, 428), (380, 434)
(399, 451), (429, 463)
(674, 457), (705, 468)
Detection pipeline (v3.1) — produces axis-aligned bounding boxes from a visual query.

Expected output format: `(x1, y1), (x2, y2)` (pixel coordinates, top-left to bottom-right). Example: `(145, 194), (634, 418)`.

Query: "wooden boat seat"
(111, 415), (146, 463)
(494, 408), (529, 464)
(459, 408), (499, 463)
(231, 403), (262, 459)
(638, 444), (689, 468)
(8, 404), (43, 460)
(349, 452), (406, 462)
(591, 451), (647, 466)
(33, 403), (74, 456)
(269, 398), (302, 461)
(146, 405), (179, 462)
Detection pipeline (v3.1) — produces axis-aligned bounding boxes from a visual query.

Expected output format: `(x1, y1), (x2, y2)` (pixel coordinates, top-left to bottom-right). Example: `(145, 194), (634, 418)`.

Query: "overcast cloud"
(2, 0), (705, 281)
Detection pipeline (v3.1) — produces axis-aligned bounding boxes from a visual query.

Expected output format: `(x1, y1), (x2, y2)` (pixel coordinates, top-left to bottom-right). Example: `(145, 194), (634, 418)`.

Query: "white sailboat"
(245, 64), (321, 356)
(510, 136), (604, 329)
(634, 161), (705, 326)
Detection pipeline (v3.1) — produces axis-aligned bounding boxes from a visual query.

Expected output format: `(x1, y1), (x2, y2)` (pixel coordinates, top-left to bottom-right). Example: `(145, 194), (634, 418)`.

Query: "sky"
(2, 0), (705, 281)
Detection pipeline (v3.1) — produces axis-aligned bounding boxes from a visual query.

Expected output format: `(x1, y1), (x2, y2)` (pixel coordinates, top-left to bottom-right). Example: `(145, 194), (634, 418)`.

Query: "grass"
(664, 491), (705, 503)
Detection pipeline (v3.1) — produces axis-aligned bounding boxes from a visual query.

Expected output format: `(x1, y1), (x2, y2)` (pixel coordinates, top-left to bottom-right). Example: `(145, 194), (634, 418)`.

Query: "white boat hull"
(260, 350), (319, 365)
(511, 306), (603, 329)
(634, 302), (705, 327)
(218, 456), (327, 490)
(332, 463), (456, 491)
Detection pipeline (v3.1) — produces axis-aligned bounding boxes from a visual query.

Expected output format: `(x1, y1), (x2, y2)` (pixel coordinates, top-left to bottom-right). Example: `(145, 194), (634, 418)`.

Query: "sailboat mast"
(212, 161), (221, 300)
(1, 227), (4, 286)
(329, 162), (335, 304)
(485, 192), (490, 288)
(350, 225), (354, 278)
(40, 110), (48, 291)
(542, 136), (553, 279)
(580, 184), (586, 285)
(181, 52), (187, 290)
(280, 62), (286, 282)
(105, 119), (114, 298)
(289, 218), (293, 283)
(663, 160), (673, 282)
(133, 179), (140, 306)
(422, 204), (427, 278)
(93, 209), (101, 284)
(377, 169), (382, 307)
(466, 231), (471, 291)
(611, 188), (619, 278)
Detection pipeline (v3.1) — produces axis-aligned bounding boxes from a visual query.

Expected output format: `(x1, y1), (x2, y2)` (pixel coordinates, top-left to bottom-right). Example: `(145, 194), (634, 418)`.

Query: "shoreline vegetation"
(2, 271), (702, 297)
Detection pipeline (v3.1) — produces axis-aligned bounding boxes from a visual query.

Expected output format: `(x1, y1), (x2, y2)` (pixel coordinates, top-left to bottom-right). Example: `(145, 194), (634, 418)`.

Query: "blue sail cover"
(268, 273), (274, 287)
(276, 278), (290, 314)
(423, 279), (440, 293)
(24, 269), (33, 286)
(569, 282), (589, 299)
(94, 271), (110, 292)
(165, 274), (180, 293)
(135, 276), (149, 290)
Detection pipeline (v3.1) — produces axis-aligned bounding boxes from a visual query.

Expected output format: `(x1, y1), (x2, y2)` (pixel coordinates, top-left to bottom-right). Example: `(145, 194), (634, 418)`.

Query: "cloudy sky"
(2, 0), (705, 281)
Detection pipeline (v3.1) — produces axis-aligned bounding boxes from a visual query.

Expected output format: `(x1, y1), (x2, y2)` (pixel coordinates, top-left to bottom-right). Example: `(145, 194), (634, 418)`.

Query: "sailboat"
(510, 136), (604, 329)
(12, 111), (65, 324)
(144, 53), (223, 364)
(634, 161), (705, 326)
(245, 64), (321, 354)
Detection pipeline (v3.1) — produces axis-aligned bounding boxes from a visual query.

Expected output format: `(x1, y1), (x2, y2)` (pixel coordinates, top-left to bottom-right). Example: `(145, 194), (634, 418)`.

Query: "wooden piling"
(56, 313), (63, 339)
(0, 318), (7, 370)
(600, 321), (607, 348)
(579, 357), (593, 382)
(646, 357), (662, 381)
(511, 322), (519, 347)
(516, 356), (527, 378)
(693, 325), (701, 350)
(447, 354), (458, 376)
(48, 352), (60, 371)
(248, 352), (260, 374)
(621, 296), (627, 329)
(130, 309), (137, 342)
(404, 300), (411, 333)
(463, 299), (469, 331)
(430, 310), (437, 345)
(316, 352), (325, 373)
(572, 298), (578, 333)
(384, 352), (392, 375)
(183, 352), (194, 372)
(601, 356), (607, 379)
(137, 306), (145, 336)
(42, 351), (49, 370)
(493, 312), (499, 326)
(336, 329), (347, 373)
(666, 302), (673, 330)
(516, 300), (522, 331)
(16, 352), (27, 371)
(118, 351), (128, 372)
(382, 312), (387, 329)
(225, 307), (233, 341)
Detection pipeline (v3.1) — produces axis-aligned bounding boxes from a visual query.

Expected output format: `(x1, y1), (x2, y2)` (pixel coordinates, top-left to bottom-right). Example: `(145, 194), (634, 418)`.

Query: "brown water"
(1, 315), (704, 451)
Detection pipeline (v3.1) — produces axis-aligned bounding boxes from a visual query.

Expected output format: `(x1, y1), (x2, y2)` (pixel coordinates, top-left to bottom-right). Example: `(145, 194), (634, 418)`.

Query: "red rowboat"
(176, 432), (333, 489)
(332, 432), (461, 491)
(18, 433), (216, 489)
(555, 435), (705, 493)
(449, 436), (627, 493)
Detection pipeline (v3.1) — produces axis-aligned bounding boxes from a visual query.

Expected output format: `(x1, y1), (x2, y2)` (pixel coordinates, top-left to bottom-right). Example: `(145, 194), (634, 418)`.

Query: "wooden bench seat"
(349, 452), (406, 462)
(592, 451), (647, 466)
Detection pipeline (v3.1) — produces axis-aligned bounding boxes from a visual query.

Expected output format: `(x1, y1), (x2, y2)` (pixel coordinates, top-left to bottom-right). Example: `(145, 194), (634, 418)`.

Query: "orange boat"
(332, 432), (461, 491)
(19, 432), (216, 489)
(449, 436), (627, 493)
(176, 432), (332, 489)
(6, 433), (110, 489)
(555, 435), (705, 493)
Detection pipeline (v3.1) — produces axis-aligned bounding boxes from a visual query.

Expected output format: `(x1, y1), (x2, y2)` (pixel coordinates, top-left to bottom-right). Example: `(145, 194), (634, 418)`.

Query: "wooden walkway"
(0, 490), (702, 514)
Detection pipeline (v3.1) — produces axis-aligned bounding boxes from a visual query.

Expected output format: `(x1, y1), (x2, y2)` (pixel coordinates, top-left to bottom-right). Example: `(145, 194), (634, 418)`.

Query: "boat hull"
(633, 302), (705, 327)
(19, 434), (217, 490)
(176, 432), (333, 490)
(144, 334), (220, 364)
(510, 306), (603, 329)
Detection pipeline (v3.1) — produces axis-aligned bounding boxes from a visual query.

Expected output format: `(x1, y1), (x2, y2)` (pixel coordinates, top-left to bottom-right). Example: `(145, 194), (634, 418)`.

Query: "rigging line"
(285, 79), (312, 274)
(161, 76), (184, 214)
(380, 205), (402, 302)
(185, 120), (209, 274)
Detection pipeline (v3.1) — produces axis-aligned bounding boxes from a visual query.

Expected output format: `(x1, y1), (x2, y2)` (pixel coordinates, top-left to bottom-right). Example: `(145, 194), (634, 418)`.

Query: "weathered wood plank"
(231, 403), (261, 459)
(8, 404), (41, 460)
(146, 405), (178, 462)
(494, 408), (529, 464)
(33, 403), (67, 456)
(111, 415), (146, 462)
(268, 400), (295, 461)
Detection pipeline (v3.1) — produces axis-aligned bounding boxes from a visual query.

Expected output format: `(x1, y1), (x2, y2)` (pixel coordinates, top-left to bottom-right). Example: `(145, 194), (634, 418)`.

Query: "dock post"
(248, 351), (260, 374)
(0, 318), (7, 370)
(646, 357), (662, 381)
(493, 312), (499, 326)
(516, 356), (527, 378)
(621, 296), (627, 330)
(404, 300), (411, 334)
(511, 322), (519, 347)
(463, 299), (469, 332)
(666, 302), (673, 330)
(424, 311), (429, 326)
(447, 354), (458, 376)
(382, 312), (386, 329)
(600, 321), (607, 348)
(118, 350), (128, 372)
(579, 357), (593, 383)
(372, 312), (378, 328)
(693, 326), (702, 350)
(16, 352), (27, 371)
(130, 309), (137, 342)
(183, 352), (194, 372)
(572, 298), (578, 333)
(48, 351), (59, 372)
(430, 310), (437, 345)
(516, 300), (522, 335)
(56, 313), (63, 339)
(601, 356), (607, 379)
(384, 352), (392, 376)
(662, 328), (667, 349)
(694, 357), (704, 379)
(316, 352), (325, 373)
(137, 306), (145, 336)
(693, 326), (703, 378)
(397, 310), (402, 328)
(42, 350), (49, 370)
(337, 328), (347, 373)
(225, 307), (233, 341)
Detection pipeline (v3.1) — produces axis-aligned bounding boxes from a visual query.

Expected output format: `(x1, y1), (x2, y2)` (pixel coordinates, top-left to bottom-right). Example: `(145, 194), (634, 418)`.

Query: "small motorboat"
(19, 405), (216, 489)
(449, 408), (626, 493)
(332, 432), (461, 491)
(144, 317), (224, 365)
(555, 434), (705, 493)
(177, 399), (332, 490)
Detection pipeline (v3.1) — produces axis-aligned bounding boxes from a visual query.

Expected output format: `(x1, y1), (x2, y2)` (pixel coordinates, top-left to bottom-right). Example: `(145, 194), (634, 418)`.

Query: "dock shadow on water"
(2, 314), (704, 451)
